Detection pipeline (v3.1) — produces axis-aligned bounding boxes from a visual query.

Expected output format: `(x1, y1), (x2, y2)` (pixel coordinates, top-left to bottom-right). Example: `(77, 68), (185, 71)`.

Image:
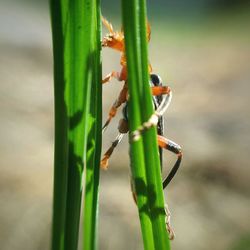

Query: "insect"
(101, 16), (152, 131)
(101, 17), (182, 240)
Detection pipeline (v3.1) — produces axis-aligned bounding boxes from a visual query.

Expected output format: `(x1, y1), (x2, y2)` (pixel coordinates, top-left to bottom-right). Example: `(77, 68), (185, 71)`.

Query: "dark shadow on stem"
(69, 110), (84, 130)
(64, 141), (84, 249)
(134, 177), (165, 219)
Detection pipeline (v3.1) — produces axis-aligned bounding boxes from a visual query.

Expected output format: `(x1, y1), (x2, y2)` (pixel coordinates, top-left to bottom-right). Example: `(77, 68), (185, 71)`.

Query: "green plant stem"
(51, 1), (69, 249)
(50, 0), (99, 249)
(83, 0), (102, 249)
(122, 0), (171, 249)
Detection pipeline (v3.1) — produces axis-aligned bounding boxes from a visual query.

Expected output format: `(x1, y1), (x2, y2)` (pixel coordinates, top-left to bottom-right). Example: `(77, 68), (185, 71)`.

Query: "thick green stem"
(50, 0), (100, 249)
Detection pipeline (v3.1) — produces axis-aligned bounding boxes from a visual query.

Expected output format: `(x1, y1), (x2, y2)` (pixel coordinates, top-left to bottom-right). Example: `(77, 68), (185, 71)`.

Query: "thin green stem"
(122, 0), (171, 249)
(83, 0), (102, 249)
(50, 1), (69, 249)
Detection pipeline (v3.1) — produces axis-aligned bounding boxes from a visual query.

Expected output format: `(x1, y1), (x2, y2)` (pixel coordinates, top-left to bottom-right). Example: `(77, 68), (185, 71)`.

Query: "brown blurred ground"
(0, 1), (250, 250)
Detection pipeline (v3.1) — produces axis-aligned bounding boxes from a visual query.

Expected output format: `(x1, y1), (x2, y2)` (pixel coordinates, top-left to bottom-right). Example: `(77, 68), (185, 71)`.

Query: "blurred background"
(0, 0), (250, 249)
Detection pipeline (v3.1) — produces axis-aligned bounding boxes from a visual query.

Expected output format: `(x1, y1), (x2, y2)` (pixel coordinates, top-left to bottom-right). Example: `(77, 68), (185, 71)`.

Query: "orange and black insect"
(101, 16), (152, 132)
(101, 17), (182, 239)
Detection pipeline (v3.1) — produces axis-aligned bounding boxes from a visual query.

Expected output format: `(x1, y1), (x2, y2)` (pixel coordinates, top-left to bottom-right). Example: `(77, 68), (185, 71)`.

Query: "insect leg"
(102, 83), (128, 132)
(151, 85), (171, 97)
(165, 204), (175, 240)
(101, 16), (114, 33)
(157, 135), (182, 188)
(100, 119), (129, 169)
(157, 135), (182, 240)
(100, 133), (124, 169)
(146, 20), (151, 42)
(131, 87), (172, 141)
(102, 71), (120, 84)
(102, 65), (127, 84)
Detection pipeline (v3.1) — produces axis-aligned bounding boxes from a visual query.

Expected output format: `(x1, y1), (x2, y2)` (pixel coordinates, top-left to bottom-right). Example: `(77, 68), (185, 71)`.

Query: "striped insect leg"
(100, 133), (124, 169)
(102, 82), (128, 132)
(157, 135), (182, 188)
(101, 119), (129, 169)
(158, 134), (182, 240)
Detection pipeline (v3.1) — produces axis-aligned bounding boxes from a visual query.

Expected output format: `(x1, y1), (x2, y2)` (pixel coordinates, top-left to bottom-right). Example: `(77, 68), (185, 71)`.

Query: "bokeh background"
(0, 0), (250, 249)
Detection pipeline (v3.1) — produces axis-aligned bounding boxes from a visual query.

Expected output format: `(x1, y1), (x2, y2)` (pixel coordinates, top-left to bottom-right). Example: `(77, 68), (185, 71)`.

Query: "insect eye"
(150, 74), (162, 86)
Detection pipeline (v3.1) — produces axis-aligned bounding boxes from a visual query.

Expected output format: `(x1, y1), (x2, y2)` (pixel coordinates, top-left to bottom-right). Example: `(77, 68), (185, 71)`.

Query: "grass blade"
(83, 1), (102, 249)
(50, 1), (69, 248)
(122, 0), (171, 249)
(50, 0), (100, 249)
